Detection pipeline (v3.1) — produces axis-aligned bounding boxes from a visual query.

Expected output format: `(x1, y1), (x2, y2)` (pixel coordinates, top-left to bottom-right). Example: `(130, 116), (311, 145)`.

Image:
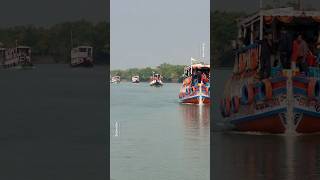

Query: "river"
(111, 82), (210, 180)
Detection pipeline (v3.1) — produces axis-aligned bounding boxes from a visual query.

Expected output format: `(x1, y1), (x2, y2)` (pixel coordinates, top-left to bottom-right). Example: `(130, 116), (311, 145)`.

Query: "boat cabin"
(234, 7), (320, 78)
(71, 46), (93, 57)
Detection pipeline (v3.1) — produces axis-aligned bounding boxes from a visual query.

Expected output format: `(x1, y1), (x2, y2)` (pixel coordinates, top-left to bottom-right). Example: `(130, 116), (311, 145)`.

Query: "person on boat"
(291, 34), (309, 73)
(259, 32), (273, 79)
(278, 29), (293, 69)
(197, 71), (202, 84)
(201, 73), (209, 84)
(314, 34), (320, 65)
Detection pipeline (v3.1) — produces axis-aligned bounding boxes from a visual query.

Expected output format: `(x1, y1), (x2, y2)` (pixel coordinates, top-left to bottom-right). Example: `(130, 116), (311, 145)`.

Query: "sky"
(0, 0), (108, 27)
(111, 0), (210, 70)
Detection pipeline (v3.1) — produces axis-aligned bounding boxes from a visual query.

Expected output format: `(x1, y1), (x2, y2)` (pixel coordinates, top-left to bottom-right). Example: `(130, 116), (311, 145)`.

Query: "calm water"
(213, 69), (320, 180)
(0, 64), (107, 179)
(110, 82), (209, 180)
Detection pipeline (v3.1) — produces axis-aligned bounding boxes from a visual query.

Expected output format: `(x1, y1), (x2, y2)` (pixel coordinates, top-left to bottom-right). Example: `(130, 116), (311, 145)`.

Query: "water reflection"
(212, 133), (320, 180)
(179, 104), (209, 129)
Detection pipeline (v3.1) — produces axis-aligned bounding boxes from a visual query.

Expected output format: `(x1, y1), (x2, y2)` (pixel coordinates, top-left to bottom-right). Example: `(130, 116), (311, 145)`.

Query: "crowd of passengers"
(239, 28), (320, 79)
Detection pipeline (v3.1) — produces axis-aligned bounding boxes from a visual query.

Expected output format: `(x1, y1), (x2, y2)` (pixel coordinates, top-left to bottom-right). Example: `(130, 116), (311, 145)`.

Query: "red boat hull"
(296, 114), (320, 133)
(180, 96), (210, 105)
(233, 115), (285, 134)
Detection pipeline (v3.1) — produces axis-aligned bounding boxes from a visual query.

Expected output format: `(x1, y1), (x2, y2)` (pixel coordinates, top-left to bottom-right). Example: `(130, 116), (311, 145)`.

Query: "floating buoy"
(220, 97), (231, 117)
(231, 96), (240, 113)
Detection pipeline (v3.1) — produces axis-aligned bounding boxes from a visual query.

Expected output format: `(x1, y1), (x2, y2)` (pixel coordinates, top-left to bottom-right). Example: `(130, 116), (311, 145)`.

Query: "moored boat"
(132, 75), (140, 83)
(111, 76), (121, 84)
(149, 72), (163, 87)
(1, 45), (34, 69)
(179, 59), (210, 105)
(70, 46), (93, 67)
(220, 7), (320, 134)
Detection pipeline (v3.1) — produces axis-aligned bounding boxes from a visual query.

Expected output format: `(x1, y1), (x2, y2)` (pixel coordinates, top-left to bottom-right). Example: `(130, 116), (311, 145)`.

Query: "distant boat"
(70, 46), (93, 67)
(132, 76), (140, 83)
(1, 45), (34, 69)
(111, 76), (121, 84)
(149, 72), (163, 87)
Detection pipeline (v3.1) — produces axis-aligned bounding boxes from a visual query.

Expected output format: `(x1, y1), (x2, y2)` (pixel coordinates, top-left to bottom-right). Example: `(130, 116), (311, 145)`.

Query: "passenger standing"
(259, 33), (272, 79)
(291, 34), (309, 73)
(278, 29), (292, 69)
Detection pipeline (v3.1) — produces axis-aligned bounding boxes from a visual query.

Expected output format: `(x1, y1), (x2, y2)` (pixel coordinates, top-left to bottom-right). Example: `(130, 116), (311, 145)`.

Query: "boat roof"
(239, 7), (320, 26)
(17, 45), (30, 49)
(75, 46), (93, 49)
(190, 63), (210, 69)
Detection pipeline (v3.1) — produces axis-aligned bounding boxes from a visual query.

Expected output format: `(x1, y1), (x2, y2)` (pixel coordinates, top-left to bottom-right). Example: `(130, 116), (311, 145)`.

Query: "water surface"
(111, 82), (209, 180)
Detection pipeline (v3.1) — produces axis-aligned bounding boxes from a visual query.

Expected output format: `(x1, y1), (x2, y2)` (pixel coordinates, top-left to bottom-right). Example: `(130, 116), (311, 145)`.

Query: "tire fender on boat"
(250, 48), (258, 70)
(220, 97), (231, 117)
(241, 84), (254, 104)
(262, 79), (273, 100)
(231, 96), (240, 113)
(307, 78), (320, 97)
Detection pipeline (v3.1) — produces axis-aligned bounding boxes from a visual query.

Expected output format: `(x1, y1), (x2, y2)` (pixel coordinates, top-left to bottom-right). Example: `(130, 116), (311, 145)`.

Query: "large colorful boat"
(179, 59), (210, 105)
(220, 7), (320, 134)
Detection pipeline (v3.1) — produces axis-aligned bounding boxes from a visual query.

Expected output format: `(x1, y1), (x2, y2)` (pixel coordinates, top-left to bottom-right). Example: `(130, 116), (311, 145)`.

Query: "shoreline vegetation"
(0, 20), (109, 64)
(111, 63), (185, 83)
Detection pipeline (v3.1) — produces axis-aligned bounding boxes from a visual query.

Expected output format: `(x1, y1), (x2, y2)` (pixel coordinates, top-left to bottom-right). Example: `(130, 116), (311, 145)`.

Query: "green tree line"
(0, 20), (109, 64)
(111, 63), (186, 82)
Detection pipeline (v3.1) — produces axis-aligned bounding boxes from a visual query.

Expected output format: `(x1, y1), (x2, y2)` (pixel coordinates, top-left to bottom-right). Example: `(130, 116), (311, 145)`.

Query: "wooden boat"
(132, 76), (140, 83)
(70, 46), (93, 67)
(149, 73), (163, 87)
(179, 60), (210, 105)
(220, 7), (320, 134)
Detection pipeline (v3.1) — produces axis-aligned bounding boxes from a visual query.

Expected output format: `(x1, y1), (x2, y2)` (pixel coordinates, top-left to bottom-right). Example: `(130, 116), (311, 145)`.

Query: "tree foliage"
(111, 63), (185, 82)
(0, 20), (109, 64)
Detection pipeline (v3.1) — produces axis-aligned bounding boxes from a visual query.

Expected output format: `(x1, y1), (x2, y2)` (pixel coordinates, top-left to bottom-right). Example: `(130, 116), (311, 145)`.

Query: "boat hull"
(224, 73), (320, 134)
(180, 94), (210, 105)
(231, 111), (286, 134)
(150, 81), (163, 87)
(70, 59), (93, 67)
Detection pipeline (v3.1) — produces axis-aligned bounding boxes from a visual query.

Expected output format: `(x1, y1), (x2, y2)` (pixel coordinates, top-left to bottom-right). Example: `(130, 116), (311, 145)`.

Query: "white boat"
(1, 46), (33, 69)
(149, 73), (163, 87)
(111, 76), (121, 83)
(70, 46), (93, 67)
(132, 76), (140, 83)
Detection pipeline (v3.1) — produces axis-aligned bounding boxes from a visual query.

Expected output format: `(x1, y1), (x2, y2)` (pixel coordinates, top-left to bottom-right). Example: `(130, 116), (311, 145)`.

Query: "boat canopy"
(237, 7), (320, 43)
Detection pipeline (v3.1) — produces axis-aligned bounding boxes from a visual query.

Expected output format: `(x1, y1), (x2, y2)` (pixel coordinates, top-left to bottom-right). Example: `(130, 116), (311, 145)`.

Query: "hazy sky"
(0, 0), (108, 27)
(111, 0), (210, 70)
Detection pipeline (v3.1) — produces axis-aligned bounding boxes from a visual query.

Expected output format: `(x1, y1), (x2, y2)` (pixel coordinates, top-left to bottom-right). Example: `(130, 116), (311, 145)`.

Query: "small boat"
(179, 58), (210, 105)
(70, 46), (93, 67)
(111, 76), (121, 84)
(149, 72), (163, 87)
(132, 76), (140, 83)
(220, 7), (320, 134)
(1, 46), (34, 69)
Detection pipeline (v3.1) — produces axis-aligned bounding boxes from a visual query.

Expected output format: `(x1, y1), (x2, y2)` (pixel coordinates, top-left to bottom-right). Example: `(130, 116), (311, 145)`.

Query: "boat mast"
(298, 0), (302, 10)
(70, 30), (73, 49)
(202, 43), (205, 62)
